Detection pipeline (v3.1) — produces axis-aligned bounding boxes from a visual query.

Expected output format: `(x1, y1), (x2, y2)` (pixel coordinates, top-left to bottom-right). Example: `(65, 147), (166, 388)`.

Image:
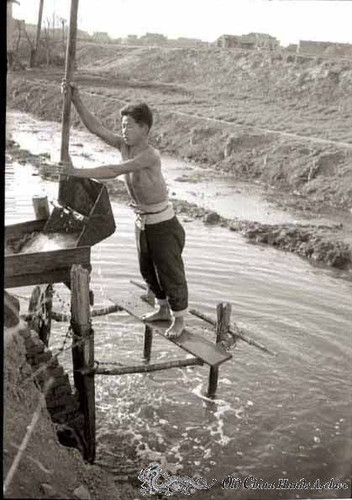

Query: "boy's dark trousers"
(135, 216), (188, 315)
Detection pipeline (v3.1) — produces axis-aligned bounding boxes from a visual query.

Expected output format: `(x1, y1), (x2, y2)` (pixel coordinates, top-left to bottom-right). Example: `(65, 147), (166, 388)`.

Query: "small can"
(32, 195), (50, 220)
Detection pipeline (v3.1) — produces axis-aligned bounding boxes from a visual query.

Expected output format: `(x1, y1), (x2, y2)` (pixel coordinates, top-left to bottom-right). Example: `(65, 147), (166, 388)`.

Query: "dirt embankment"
(6, 44), (352, 270)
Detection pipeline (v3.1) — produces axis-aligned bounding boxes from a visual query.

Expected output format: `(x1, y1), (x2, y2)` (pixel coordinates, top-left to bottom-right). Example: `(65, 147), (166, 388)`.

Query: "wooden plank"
(5, 246), (91, 278)
(5, 219), (46, 240)
(5, 269), (72, 289)
(88, 358), (204, 375)
(71, 265), (95, 463)
(110, 292), (232, 367)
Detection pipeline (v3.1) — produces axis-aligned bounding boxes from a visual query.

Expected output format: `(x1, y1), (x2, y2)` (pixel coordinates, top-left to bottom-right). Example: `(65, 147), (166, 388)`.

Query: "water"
(5, 111), (352, 498)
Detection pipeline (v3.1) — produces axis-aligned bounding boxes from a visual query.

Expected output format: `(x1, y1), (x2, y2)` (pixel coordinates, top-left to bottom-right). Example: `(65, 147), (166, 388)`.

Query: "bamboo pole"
(143, 324), (153, 361)
(60, 0), (79, 163)
(70, 264), (95, 463)
(82, 358), (204, 376)
(207, 303), (231, 398)
(189, 308), (276, 356)
(130, 279), (276, 356)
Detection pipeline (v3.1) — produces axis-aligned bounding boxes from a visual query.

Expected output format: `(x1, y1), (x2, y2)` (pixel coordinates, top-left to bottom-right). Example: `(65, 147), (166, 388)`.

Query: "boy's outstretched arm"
(61, 81), (124, 150)
(59, 149), (156, 179)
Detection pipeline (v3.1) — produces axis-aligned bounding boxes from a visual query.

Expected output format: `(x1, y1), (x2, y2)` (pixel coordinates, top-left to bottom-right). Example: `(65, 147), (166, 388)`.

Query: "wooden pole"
(207, 303), (231, 398)
(60, 0), (79, 163)
(82, 358), (204, 376)
(143, 324), (153, 361)
(70, 264), (95, 462)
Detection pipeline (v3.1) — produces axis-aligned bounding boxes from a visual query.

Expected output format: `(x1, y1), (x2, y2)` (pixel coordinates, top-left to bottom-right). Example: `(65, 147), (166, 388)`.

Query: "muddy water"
(5, 111), (352, 499)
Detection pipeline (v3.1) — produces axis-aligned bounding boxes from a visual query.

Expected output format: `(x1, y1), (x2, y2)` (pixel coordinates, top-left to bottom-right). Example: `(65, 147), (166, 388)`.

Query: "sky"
(12, 0), (352, 47)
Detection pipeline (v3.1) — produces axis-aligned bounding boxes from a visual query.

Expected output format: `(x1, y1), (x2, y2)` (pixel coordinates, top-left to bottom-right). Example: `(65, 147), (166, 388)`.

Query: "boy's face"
(121, 116), (148, 146)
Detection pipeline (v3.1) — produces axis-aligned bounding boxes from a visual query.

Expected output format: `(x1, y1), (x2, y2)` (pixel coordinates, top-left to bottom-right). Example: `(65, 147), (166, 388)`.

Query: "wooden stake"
(207, 303), (231, 398)
(190, 308), (276, 356)
(70, 264), (95, 462)
(60, 0), (79, 163)
(143, 324), (153, 361)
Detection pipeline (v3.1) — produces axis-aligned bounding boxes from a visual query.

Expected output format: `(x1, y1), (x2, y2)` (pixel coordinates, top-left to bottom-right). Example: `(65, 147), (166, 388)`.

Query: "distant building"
(140, 32), (167, 45)
(92, 31), (111, 42)
(216, 34), (241, 49)
(242, 32), (280, 50)
(174, 37), (207, 48)
(217, 32), (279, 50)
(299, 40), (352, 57)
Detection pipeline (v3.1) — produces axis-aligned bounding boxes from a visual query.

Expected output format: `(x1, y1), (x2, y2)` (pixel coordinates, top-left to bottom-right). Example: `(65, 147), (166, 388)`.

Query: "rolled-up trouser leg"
(135, 223), (166, 301)
(145, 217), (188, 315)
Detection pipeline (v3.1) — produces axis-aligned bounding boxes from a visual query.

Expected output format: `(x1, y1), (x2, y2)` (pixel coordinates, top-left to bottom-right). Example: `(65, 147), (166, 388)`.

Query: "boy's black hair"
(120, 102), (153, 131)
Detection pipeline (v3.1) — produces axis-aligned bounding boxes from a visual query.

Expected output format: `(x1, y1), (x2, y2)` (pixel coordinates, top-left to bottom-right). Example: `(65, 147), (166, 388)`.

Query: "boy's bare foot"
(140, 292), (155, 307)
(165, 317), (185, 339)
(142, 305), (171, 322)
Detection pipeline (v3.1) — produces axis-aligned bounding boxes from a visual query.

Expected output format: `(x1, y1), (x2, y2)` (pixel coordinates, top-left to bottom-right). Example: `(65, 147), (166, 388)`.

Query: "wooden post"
(143, 324), (153, 361)
(207, 302), (231, 398)
(60, 0), (79, 163)
(70, 264), (95, 462)
(32, 195), (50, 220)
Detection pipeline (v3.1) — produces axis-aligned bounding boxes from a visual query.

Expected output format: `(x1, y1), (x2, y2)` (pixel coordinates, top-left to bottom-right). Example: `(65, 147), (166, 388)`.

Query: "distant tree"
(30, 0), (44, 67)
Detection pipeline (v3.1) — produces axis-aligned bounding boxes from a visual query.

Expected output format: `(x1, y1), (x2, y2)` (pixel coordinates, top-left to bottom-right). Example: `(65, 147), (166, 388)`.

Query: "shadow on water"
(5, 111), (352, 498)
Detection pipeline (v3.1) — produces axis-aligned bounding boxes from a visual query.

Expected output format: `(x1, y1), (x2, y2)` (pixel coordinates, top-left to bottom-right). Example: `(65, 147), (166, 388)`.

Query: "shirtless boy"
(60, 82), (188, 337)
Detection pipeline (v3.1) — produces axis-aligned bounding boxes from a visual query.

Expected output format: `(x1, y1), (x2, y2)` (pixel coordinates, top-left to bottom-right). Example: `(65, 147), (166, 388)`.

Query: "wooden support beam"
(5, 247), (91, 289)
(70, 264), (95, 463)
(143, 324), (153, 361)
(207, 303), (231, 398)
(51, 303), (122, 322)
(83, 358), (204, 376)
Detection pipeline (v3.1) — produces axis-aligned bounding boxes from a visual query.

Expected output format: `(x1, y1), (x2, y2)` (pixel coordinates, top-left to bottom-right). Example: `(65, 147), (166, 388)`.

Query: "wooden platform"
(110, 291), (232, 368)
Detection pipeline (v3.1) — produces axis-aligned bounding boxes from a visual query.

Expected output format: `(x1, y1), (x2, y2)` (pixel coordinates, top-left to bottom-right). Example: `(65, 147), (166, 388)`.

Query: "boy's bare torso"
(120, 142), (168, 207)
